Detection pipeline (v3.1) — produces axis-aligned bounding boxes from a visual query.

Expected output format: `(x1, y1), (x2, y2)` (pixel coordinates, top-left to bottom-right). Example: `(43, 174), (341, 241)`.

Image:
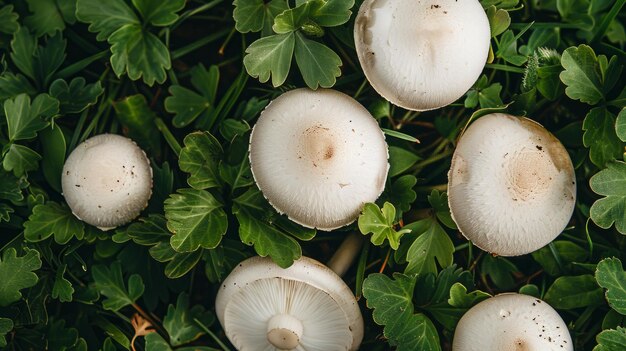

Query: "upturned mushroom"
(354, 0), (491, 111)
(249, 88), (389, 231)
(447, 113), (576, 256)
(453, 293), (573, 351)
(61, 134), (153, 230)
(215, 238), (364, 351)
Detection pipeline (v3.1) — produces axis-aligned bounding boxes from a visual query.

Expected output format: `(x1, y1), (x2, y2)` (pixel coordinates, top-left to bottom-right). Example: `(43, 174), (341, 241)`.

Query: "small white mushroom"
(447, 113), (576, 256)
(249, 88), (389, 231)
(215, 256), (364, 351)
(453, 293), (573, 351)
(61, 134), (153, 230)
(354, 0), (491, 111)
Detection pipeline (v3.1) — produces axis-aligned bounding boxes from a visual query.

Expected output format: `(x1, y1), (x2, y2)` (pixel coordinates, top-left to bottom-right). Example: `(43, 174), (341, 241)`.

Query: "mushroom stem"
(327, 233), (364, 277)
(266, 314), (303, 350)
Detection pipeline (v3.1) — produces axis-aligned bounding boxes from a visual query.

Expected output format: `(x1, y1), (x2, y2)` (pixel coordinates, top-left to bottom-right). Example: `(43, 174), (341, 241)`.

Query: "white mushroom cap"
(249, 88), (389, 231)
(61, 134), (153, 230)
(354, 0), (491, 111)
(447, 113), (576, 256)
(453, 293), (573, 351)
(215, 256), (364, 351)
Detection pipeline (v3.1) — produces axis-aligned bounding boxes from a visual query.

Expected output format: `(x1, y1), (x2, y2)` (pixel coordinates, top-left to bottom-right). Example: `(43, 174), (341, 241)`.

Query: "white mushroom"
(453, 293), (573, 351)
(447, 113), (576, 256)
(354, 0), (491, 111)
(249, 88), (389, 231)
(61, 134), (153, 230)
(215, 255), (364, 351)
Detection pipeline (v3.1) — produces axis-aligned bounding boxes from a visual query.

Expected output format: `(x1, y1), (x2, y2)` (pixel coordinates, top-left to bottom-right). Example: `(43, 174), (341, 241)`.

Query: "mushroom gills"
(266, 314), (303, 350)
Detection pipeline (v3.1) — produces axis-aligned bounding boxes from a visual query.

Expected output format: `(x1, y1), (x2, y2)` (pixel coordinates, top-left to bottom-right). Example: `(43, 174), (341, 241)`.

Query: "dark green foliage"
(0, 0), (623, 349)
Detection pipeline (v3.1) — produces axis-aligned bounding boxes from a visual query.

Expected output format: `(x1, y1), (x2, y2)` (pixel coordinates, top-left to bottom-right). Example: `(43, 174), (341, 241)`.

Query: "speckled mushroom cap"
(215, 256), (364, 351)
(354, 0), (491, 111)
(447, 113), (576, 256)
(249, 88), (389, 231)
(453, 293), (573, 351)
(61, 134), (153, 230)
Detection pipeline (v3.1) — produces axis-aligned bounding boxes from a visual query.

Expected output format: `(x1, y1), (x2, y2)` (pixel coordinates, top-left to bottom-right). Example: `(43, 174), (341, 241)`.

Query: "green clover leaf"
(164, 188), (228, 252)
(590, 161), (626, 234)
(362, 273), (442, 351)
(596, 258), (626, 315)
(24, 202), (85, 244)
(244, 33), (295, 87)
(92, 261), (145, 311)
(0, 248), (42, 307)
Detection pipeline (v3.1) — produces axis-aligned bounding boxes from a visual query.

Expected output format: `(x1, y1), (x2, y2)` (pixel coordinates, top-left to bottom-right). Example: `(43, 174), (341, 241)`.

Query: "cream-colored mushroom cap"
(453, 293), (573, 351)
(447, 113), (576, 256)
(61, 134), (153, 230)
(354, 0), (491, 111)
(249, 88), (389, 231)
(215, 256), (364, 351)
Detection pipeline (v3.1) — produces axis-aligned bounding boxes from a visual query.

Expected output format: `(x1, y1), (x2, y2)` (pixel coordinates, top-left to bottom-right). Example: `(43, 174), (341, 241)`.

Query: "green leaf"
(39, 124), (66, 193)
(384, 175), (417, 213)
(532, 240), (588, 276)
(0, 318), (12, 348)
(0, 171), (24, 202)
(560, 45), (606, 104)
(486, 5), (511, 37)
(92, 261), (144, 311)
(544, 275), (604, 309)
(47, 319), (82, 351)
(480, 254), (518, 289)
(76, 0), (138, 40)
(404, 218), (454, 276)
(447, 282), (490, 308)
(179, 132), (223, 190)
(583, 108), (624, 168)
(52, 264), (74, 303)
(119, 214), (171, 246)
(165, 86), (210, 128)
(233, 188), (311, 268)
(113, 94), (163, 157)
(496, 30), (528, 66)
(2, 144), (41, 177)
(358, 202), (410, 250)
(49, 78), (104, 114)
(132, 0), (185, 26)
(164, 188), (228, 252)
(294, 32), (342, 89)
(388, 146), (420, 177)
(0, 5), (19, 34)
(164, 250), (202, 279)
(0, 248), (42, 307)
(594, 327), (626, 351)
(596, 258), (626, 314)
(10, 28), (67, 86)
(109, 23), (171, 86)
(10, 27), (37, 81)
(362, 273), (441, 351)
(24, 0), (71, 37)
(163, 293), (214, 346)
(244, 33), (295, 87)
(4, 93), (59, 142)
(617, 108), (626, 142)
(0, 72), (37, 100)
(310, 0), (354, 27)
(381, 128), (420, 143)
(590, 161), (626, 234)
(427, 190), (456, 230)
(0, 203), (14, 223)
(273, 1), (318, 33)
(24, 202), (85, 244)
(233, 0), (289, 34)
